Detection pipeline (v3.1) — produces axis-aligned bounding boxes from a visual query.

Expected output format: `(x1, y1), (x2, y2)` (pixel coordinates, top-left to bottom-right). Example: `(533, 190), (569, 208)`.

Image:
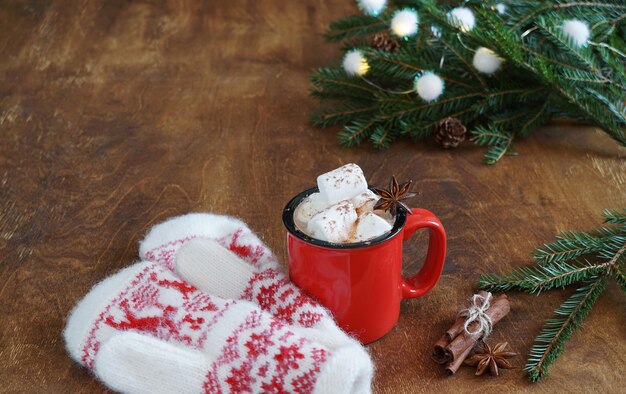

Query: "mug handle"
(400, 208), (446, 299)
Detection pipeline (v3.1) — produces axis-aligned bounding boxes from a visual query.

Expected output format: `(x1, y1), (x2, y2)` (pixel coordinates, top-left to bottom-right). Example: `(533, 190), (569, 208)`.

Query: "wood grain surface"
(1, 1), (625, 393)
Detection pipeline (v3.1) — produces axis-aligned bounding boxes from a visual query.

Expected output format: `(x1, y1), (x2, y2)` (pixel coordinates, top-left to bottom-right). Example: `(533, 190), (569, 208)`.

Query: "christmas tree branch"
(518, 100), (551, 136)
(325, 15), (388, 42)
(311, 0), (626, 160)
(511, 1), (626, 31)
(370, 121), (398, 148)
(604, 208), (626, 225)
(614, 261), (626, 293)
(525, 276), (608, 382)
(533, 229), (624, 265)
(310, 68), (378, 96)
(384, 91), (483, 119)
(477, 260), (611, 294)
(338, 118), (380, 147)
(478, 209), (625, 380)
(310, 102), (377, 126)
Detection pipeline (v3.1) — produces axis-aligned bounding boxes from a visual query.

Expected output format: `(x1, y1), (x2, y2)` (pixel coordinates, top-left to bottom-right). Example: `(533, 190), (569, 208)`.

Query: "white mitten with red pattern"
(64, 261), (373, 394)
(138, 213), (360, 349)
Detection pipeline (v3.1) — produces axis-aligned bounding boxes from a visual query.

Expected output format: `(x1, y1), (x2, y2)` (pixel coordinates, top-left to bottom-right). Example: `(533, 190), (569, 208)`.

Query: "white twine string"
(459, 292), (493, 338)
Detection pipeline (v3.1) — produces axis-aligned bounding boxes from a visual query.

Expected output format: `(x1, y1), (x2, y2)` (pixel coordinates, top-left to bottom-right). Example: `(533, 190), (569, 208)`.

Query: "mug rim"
(282, 186), (407, 250)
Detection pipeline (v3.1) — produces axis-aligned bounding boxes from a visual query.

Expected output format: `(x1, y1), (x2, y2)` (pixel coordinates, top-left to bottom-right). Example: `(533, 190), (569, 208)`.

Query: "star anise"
(373, 176), (417, 216)
(464, 341), (517, 376)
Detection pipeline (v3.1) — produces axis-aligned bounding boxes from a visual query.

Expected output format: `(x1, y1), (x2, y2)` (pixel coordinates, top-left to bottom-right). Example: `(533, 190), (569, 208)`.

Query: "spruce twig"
(310, 0), (626, 163)
(478, 209), (626, 381)
(524, 277), (608, 381)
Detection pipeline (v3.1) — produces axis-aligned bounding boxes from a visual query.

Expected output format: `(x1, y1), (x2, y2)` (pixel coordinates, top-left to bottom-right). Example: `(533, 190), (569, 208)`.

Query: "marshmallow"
(294, 192), (327, 230)
(374, 210), (395, 226)
(307, 201), (358, 243)
(351, 189), (380, 216)
(354, 212), (393, 242)
(317, 163), (368, 206)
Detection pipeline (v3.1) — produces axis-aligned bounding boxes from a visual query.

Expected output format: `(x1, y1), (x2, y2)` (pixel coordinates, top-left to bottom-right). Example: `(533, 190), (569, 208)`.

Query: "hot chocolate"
(293, 164), (394, 243)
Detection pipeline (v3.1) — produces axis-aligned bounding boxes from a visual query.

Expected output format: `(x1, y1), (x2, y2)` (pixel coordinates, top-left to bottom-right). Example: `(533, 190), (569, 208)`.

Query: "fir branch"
(477, 260), (610, 294)
(548, 81), (626, 145)
(555, 1), (626, 11)
(614, 259), (626, 293)
(604, 208), (626, 225)
(535, 22), (602, 76)
(481, 87), (545, 110)
(310, 0), (626, 159)
(470, 125), (510, 146)
(490, 110), (534, 126)
(383, 91), (483, 120)
(370, 122), (398, 149)
(521, 45), (592, 72)
(533, 229), (624, 265)
(511, 1), (626, 32)
(469, 124), (516, 164)
(478, 209), (625, 381)
(310, 68), (378, 97)
(364, 48), (422, 72)
(310, 101), (377, 127)
(433, 34), (488, 90)
(483, 139), (515, 164)
(408, 107), (476, 135)
(604, 241), (626, 270)
(337, 118), (380, 147)
(325, 15), (387, 42)
(525, 276), (608, 382)
(519, 101), (551, 137)
(510, 3), (554, 31)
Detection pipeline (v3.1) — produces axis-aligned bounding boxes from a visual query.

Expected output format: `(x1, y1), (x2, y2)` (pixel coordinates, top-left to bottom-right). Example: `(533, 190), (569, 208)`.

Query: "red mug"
(283, 187), (446, 344)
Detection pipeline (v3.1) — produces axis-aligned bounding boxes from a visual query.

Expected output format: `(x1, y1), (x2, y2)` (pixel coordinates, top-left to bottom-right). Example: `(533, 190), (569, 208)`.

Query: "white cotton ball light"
(357, 0), (387, 17)
(562, 19), (590, 47)
(473, 47), (503, 74)
(495, 3), (507, 14)
(448, 7), (475, 32)
(343, 50), (369, 76)
(414, 72), (444, 102)
(431, 25), (442, 38)
(391, 9), (419, 38)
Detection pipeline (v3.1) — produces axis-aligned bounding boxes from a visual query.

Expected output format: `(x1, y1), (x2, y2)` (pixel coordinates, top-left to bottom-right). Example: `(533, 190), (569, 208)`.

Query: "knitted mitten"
(138, 213), (357, 348)
(64, 261), (373, 394)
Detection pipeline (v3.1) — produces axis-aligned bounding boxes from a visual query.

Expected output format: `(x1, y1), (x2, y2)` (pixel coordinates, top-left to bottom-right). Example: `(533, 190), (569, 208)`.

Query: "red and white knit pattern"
(80, 263), (226, 369)
(71, 262), (329, 393)
(204, 309), (329, 393)
(243, 269), (325, 328)
(140, 214), (332, 329)
(143, 228), (276, 272)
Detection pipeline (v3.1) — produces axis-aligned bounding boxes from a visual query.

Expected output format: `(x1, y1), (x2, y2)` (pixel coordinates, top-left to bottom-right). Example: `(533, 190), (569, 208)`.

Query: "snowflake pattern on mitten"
(79, 263), (329, 393)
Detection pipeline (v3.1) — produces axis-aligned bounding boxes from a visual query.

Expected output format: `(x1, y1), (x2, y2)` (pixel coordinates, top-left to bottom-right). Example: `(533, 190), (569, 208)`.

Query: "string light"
(473, 48), (503, 74)
(343, 50), (369, 76)
(562, 20), (590, 47)
(391, 9), (419, 38)
(357, 0), (387, 17)
(414, 72), (444, 102)
(447, 7), (475, 32)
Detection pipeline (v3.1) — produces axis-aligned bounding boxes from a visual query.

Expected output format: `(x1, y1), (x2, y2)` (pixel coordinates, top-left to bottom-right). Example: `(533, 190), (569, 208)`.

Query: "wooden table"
(1, 1), (624, 392)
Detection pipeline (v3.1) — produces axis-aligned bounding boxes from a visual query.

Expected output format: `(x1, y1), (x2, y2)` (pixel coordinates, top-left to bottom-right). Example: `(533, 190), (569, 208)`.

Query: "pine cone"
(435, 117), (467, 148)
(370, 32), (400, 53)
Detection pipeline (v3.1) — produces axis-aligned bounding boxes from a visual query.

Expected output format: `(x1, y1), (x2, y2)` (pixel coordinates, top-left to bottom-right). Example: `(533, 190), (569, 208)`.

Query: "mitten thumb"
(94, 332), (208, 394)
(175, 237), (255, 299)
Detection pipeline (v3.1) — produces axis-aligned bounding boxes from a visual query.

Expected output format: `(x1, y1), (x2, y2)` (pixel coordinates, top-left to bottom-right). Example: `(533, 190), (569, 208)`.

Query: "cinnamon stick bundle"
(432, 291), (510, 374)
